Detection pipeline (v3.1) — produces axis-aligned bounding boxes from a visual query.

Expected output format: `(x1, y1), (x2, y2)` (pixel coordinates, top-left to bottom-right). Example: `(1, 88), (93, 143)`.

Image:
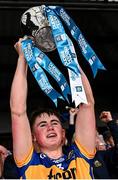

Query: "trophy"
(20, 5), (56, 52)
(20, 5), (105, 107)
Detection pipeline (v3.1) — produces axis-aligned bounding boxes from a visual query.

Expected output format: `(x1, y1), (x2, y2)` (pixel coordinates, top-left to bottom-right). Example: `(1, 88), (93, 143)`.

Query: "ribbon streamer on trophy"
(21, 38), (66, 106)
(20, 5), (106, 107)
(50, 6), (106, 77)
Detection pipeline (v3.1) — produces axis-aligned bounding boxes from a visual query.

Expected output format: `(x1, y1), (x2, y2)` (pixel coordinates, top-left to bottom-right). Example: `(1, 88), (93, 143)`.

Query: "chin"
(48, 141), (60, 147)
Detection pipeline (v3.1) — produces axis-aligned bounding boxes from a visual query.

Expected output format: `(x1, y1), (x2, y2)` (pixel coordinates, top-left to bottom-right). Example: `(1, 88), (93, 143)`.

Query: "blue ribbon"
(21, 39), (65, 106)
(46, 7), (88, 106)
(33, 46), (71, 102)
(48, 6), (106, 77)
(46, 7), (80, 76)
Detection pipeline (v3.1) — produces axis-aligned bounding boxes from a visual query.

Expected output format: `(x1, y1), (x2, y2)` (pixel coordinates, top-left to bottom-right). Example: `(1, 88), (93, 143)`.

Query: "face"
(32, 113), (65, 150)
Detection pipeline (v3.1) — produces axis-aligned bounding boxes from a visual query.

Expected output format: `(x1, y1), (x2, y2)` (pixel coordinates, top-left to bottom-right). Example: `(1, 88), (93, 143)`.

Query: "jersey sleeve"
(14, 146), (34, 167)
(74, 139), (96, 159)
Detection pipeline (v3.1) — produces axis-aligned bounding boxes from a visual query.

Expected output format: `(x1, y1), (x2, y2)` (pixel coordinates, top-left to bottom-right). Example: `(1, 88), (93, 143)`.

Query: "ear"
(62, 129), (66, 139)
(32, 133), (36, 142)
(62, 129), (66, 146)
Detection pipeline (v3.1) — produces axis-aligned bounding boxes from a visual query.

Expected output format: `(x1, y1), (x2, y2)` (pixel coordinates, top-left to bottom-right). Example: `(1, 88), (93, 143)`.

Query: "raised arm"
(74, 67), (96, 153)
(10, 38), (33, 162)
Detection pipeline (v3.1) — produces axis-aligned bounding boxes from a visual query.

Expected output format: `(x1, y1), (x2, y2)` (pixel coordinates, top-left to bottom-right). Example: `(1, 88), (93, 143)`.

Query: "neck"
(40, 147), (63, 159)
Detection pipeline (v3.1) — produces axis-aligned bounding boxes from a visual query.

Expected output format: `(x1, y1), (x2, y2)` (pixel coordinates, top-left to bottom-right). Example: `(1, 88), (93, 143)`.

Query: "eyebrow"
(37, 119), (60, 126)
(51, 119), (60, 124)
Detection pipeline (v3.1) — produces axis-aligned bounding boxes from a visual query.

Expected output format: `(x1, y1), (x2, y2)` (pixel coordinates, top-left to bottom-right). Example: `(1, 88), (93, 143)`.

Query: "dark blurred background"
(1, 0), (118, 150)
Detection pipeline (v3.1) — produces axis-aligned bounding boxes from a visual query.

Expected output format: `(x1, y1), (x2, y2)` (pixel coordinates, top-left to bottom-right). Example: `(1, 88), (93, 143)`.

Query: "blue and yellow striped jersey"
(15, 139), (95, 179)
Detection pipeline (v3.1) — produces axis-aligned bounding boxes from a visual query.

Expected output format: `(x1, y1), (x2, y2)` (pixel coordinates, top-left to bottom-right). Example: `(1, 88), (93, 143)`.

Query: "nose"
(47, 123), (54, 131)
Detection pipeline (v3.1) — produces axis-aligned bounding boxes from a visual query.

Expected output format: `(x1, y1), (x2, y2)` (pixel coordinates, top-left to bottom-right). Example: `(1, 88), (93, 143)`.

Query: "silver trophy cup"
(21, 5), (56, 52)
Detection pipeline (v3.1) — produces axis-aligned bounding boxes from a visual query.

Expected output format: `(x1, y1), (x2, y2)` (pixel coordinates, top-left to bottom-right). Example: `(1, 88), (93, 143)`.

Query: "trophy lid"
(20, 5), (56, 52)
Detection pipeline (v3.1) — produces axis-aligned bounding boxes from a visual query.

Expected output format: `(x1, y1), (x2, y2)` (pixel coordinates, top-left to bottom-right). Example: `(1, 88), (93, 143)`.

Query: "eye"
(52, 122), (58, 125)
(51, 120), (60, 126)
(39, 123), (46, 127)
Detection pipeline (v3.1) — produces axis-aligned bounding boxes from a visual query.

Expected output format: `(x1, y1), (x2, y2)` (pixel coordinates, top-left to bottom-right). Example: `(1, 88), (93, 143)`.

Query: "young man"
(10, 37), (96, 179)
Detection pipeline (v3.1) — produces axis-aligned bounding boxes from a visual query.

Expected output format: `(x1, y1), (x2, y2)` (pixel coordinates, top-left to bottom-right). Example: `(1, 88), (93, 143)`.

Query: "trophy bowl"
(20, 5), (56, 52)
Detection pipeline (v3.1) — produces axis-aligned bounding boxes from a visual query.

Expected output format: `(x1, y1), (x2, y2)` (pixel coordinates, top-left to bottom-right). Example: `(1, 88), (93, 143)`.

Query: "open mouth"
(47, 133), (57, 138)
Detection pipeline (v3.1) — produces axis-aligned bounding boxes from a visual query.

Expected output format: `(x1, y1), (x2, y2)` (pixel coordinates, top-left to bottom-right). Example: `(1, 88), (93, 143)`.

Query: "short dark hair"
(29, 107), (62, 131)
